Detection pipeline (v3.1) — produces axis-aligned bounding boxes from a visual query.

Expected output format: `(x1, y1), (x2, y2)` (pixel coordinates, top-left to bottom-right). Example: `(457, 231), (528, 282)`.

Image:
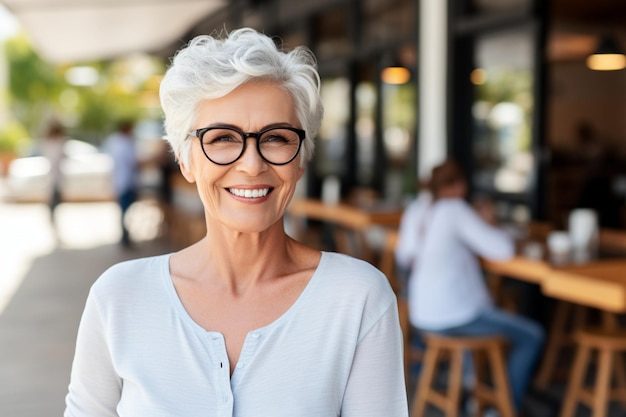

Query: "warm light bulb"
(470, 68), (487, 85)
(586, 53), (626, 71)
(381, 67), (411, 84)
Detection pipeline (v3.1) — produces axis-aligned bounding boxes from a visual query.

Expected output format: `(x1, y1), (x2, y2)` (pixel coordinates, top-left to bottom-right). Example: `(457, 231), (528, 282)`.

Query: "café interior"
(153, 1), (626, 415)
(9, 0), (626, 415)
(173, 1), (626, 416)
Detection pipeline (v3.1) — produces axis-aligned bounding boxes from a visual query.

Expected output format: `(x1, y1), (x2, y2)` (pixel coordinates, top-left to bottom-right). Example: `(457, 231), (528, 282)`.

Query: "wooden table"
(481, 256), (550, 285)
(482, 255), (626, 313)
(287, 198), (403, 263)
(543, 260), (626, 313)
(287, 198), (403, 230)
(483, 254), (626, 392)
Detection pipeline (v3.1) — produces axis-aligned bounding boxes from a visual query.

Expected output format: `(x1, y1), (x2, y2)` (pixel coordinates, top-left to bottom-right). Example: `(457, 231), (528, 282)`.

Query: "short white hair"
(159, 27), (323, 167)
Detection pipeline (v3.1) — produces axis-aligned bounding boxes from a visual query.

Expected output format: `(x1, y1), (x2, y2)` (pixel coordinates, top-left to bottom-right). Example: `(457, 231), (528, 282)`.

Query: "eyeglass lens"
(199, 127), (302, 165)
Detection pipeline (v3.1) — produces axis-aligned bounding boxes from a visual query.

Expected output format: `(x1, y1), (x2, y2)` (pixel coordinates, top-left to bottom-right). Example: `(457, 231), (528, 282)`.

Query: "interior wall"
(548, 61), (626, 156)
(546, 59), (626, 227)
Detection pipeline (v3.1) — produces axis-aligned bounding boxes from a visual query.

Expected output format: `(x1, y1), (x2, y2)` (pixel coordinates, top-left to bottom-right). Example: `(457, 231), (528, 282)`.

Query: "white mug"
(547, 231), (571, 264)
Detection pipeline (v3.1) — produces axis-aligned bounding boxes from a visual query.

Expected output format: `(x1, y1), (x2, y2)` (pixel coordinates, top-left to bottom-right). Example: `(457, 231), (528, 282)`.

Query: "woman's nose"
(235, 138), (267, 174)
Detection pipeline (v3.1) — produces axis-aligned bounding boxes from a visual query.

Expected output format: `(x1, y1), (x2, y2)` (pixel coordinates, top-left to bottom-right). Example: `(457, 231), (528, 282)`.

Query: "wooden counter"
(543, 260), (626, 313)
(287, 198), (403, 230)
(483, 256), (626, 313)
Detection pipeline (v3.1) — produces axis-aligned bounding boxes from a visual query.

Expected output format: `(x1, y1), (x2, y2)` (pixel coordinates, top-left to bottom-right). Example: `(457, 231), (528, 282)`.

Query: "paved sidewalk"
(0, 202), (172, 416)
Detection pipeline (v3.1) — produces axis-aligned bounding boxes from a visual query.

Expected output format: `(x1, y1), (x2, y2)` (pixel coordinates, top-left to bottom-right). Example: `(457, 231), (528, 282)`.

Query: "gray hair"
(159, 27), (323, 167)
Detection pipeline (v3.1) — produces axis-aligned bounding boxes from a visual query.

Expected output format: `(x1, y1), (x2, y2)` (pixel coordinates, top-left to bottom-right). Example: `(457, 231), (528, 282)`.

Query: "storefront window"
(317, 77), (350, 178)
(382, 79), (417, 200)
(472, 27), (535, 197)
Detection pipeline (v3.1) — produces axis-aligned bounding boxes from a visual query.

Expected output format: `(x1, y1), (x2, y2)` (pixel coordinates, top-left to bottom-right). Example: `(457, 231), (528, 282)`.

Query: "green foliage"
(2, 34), (165, 145)
(4, 35), (65, 138)
(0, 120), (28, 153)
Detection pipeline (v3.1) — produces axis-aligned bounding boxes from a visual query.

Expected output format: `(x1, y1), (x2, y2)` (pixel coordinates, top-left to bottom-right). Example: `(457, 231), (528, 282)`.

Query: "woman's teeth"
(228, 188), (270, 198)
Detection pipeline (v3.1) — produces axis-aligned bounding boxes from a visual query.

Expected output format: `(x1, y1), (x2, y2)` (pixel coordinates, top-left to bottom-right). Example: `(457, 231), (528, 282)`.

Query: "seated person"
(395, 159), (544, 413)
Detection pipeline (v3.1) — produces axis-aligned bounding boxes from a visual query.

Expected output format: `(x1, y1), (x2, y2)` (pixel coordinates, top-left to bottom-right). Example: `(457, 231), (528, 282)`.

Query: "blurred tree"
(4, 35), (64, 141)
(3, 34), (165, 149)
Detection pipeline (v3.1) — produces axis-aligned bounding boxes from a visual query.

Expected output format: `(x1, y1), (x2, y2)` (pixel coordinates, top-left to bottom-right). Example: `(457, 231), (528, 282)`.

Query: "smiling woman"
(64, 27), (409, 417)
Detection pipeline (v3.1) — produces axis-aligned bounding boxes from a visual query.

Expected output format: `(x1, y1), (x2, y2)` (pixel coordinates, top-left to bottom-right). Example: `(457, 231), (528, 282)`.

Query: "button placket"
(208, 333), (232, 406)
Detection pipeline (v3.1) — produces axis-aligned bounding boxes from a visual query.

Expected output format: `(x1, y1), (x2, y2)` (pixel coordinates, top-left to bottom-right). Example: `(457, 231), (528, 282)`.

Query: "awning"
(1, 0), (226, 63)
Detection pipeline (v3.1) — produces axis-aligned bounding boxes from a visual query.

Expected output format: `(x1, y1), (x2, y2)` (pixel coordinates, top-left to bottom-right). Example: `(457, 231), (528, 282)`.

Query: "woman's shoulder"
(91, 253), (171, 296)
(320, 251), (383, 275)
(317, 252), (395, 299)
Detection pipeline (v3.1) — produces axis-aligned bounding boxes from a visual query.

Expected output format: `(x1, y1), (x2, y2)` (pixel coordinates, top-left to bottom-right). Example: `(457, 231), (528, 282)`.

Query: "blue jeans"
(436, 308), (545, 411)
(118, 189), (136, 245)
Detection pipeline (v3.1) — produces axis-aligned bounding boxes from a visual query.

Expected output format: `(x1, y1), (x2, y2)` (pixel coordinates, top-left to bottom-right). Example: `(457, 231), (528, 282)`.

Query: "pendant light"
(586, 34), (626, 71)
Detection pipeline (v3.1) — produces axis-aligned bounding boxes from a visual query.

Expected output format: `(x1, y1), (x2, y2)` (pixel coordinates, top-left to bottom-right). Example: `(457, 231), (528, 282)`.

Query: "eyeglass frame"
(188, 125), (306, 166)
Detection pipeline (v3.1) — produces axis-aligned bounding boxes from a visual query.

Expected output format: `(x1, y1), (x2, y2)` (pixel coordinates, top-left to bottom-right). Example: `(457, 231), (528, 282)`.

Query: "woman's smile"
(227, 187), (273, 199)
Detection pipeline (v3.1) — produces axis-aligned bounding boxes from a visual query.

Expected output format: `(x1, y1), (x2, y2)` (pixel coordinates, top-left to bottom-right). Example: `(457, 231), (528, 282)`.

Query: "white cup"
(568, 209), (598, 254)
(547, 231), (571, 264)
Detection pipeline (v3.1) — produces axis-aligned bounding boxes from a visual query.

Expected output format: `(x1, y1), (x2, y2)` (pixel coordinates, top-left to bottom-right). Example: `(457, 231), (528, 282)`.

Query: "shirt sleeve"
(64, 289), (121, 417)
(454, 200), (515, 261)
(341, 301), (409, 417)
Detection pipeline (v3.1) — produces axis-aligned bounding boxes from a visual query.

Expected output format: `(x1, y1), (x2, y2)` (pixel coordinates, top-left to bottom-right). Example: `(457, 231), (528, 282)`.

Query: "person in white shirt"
(395, 159), (544, 414)
(65, 28), (408, 417)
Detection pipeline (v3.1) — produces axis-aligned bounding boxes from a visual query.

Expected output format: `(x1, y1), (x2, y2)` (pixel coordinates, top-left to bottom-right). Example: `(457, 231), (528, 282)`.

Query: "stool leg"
(614, 351), (626, 410)
(591, 348), (613, 417)
(613, 352), (626, 410)
(487, 345), (515, 417)
(535, 301), (571, 389)
(411, 345), (439, 417)
(560, 343), (591, 417)
(446, 348), (464, 417)
(472, 350), (487, 417)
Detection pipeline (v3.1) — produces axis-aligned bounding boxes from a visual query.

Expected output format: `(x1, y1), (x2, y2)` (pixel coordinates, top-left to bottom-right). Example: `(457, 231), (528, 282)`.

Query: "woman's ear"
(178, 158), (196, 183)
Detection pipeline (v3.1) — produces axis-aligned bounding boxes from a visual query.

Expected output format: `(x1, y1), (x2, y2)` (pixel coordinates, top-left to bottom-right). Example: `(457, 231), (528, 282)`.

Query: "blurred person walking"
(395, 159), (544, 414)
(40, 121), (67, 229)
(103, 120), (139, 247)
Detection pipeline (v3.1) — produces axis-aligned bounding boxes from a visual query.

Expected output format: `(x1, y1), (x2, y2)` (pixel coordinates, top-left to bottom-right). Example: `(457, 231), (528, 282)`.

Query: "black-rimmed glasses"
(188, 125), (306, 165)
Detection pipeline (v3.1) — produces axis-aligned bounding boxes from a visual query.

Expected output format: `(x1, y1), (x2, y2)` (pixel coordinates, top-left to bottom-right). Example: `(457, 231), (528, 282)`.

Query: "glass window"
(472, 27), (535, 197)
(382, 77), (417, 201)
(316, 77), (350, 178)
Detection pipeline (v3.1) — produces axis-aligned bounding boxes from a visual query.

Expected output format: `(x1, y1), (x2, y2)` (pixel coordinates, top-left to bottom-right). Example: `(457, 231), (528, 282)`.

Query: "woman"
(395, 159), (544, 413)
(64, 28), (407, 416)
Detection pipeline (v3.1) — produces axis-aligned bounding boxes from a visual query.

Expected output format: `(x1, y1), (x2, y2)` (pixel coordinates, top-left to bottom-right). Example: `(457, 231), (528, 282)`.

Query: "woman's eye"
(262, 134), (288, 143)
(207, 133), (240, 144)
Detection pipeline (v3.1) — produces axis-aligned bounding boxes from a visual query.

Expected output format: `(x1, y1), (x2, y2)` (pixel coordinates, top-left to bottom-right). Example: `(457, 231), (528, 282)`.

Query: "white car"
(3, 139), (115, 203)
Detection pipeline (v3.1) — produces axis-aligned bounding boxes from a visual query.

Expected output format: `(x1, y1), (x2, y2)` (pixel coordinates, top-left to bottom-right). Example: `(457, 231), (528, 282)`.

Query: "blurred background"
(0, 0), (626, 415)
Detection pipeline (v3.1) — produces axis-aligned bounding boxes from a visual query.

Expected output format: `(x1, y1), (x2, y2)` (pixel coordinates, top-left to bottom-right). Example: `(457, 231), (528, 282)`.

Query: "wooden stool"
(534, 301), (590, 389)
(560, 328), (626, 417)
(411, 333), (515, 417)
